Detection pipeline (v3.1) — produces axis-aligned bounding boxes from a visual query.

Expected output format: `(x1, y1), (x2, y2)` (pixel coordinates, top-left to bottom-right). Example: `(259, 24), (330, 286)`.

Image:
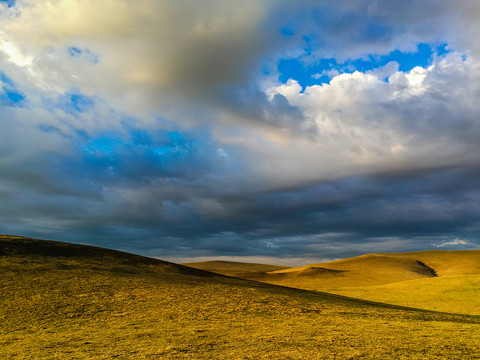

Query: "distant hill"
(387, 250), (480, 276)
(182, 260), (289, 278)
(184, 249), (480, 315)
(186, 250), (480, 289)
(2, 234), (480, 359)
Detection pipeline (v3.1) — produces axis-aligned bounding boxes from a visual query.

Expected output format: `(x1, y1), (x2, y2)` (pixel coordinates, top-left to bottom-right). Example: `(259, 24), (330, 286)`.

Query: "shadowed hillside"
(2, 235), (480, 359)
(0, 234), (212, 277)
(182, 260), (289, 278)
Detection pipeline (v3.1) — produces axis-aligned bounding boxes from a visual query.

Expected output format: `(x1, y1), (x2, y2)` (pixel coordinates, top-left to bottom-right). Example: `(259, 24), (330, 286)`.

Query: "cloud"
(0, 1), (479, 260)
(434, 239), (471, 248)
(0, 0), (281, 119)
(262, 53), (480, 185)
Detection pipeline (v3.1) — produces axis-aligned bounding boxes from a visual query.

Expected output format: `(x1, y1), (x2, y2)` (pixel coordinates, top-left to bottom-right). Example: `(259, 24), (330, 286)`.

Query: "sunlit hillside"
(2, 235), (480, 359)
(386, 250), (480, 276)
(323, 251), (480, 315)
(187, 250), (480, 288)
(328, 274), (480, 315)
(186, 250), (480, 315)
(267, 254), (438, 287)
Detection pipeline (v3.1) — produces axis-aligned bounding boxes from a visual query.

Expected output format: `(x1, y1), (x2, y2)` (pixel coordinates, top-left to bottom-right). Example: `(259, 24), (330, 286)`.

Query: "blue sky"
(277, 42), (450, 87)
(0, 1), (479, 265)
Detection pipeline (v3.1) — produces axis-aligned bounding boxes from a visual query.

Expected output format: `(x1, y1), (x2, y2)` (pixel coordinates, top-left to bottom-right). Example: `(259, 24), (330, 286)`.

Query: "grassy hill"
(326, 251), (480, 315)
(188, 251), (480, 289)
(265, 253), (438, 287)
(386, 250), (480, 276)
(2, 235), (480, 359)
(186, 250), (480, 315)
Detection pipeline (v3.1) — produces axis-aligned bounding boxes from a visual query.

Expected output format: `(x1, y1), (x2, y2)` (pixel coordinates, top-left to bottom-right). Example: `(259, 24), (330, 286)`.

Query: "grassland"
(327, 274), (480, 315)
(2, 235), (480, 359)
(186, 250), (480, 315)
(188, 251), (480, 288)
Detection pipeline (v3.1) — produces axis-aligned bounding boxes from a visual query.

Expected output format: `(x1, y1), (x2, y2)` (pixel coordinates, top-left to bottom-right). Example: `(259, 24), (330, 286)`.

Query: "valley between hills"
(1, 235), (480, 359)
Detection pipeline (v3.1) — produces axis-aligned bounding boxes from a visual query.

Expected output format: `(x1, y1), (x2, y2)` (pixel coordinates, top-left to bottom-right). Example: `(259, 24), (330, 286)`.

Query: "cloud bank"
(0, 0), (479, 262)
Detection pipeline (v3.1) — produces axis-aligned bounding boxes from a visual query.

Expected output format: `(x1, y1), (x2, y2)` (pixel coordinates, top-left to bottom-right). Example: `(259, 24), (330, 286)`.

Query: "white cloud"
(1, 39), (34, 67)
(256, 53), (480, 189)
(434, 239), (471, 248)
(0, 1), (479, 196)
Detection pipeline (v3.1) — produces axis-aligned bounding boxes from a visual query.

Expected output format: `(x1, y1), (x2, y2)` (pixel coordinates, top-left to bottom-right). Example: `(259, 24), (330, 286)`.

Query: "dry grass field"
(187, 250), (480, 315)
(327, 274), (480, 315)
(2, 235), (480, 359)
(323, 251), (480, 315)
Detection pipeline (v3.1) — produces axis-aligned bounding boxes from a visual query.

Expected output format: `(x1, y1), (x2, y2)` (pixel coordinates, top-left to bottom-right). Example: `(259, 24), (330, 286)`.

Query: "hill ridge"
(0, 234), (217, 278)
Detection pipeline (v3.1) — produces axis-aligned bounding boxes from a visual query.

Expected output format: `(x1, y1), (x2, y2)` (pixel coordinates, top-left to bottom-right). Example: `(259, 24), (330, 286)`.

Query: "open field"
(2, 235), (480, 359)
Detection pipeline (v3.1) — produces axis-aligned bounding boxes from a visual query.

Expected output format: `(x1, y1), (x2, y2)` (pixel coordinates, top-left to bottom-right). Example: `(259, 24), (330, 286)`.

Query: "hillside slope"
(186, 250), (480, 290)
(2, 235), (480, 359)
(386, 250), (480, 276)
(328, 274), (480, 315)
(182, 260), (289, 278)
(267, 254), (438, 287)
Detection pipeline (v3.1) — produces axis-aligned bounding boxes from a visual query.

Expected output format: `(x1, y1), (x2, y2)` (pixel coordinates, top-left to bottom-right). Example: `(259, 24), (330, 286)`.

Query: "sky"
(0, 0), (479, 265)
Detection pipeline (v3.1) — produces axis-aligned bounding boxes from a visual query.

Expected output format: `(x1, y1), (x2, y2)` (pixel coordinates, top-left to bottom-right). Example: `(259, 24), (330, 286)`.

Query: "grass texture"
(2, 235), (480, 359)
(186, 250), (480, 316)
(327, 274), (480, 315)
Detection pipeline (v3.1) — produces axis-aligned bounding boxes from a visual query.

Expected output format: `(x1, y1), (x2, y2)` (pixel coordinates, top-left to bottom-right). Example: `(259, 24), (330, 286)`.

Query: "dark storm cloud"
(4, 157), (476, 261)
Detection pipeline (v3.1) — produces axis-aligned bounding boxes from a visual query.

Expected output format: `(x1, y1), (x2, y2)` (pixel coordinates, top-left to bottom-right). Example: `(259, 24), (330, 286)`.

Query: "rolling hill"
(2, 235), (480, 359)
(185, 250), (480, 315)
(185, 250), (480, 288)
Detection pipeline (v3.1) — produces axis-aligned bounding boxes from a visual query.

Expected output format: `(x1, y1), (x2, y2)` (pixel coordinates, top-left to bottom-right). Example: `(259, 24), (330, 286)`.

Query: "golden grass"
(322, 251), (480, 315)
(185, 250), (480, 317)
(2, 235), (480, 359)
(187, 250), (480, 289)
(385, 250), (480, 277)
(265, 254), (437, 288)
(327, 274), (480, 315)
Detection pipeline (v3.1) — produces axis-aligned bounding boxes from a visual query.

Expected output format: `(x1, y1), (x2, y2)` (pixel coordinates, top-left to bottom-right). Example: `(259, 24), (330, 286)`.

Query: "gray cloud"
(2, 159), (477, 262)
(0, 1), (479, 262)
